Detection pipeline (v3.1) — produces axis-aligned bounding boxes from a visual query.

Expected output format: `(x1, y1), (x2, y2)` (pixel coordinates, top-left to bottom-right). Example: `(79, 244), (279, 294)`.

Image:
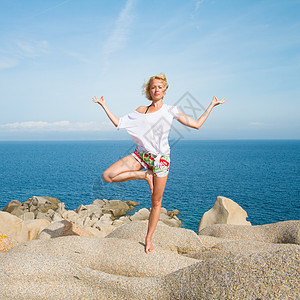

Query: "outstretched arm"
(177, 96), (226, 130)
(92, 96), (119, 127)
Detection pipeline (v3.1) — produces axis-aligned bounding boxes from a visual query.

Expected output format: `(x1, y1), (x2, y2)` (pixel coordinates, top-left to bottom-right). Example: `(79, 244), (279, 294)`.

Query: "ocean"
(0, 140), (299, 233)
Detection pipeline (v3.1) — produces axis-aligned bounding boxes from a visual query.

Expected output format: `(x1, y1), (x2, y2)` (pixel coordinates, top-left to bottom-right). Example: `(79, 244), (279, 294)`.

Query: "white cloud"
(15, 40), (49, 58)
(0, 58), (18, 69)
(195, 0), (205, 11)
(102, 0), (135, 71)
(66, 51), (91, 64)
(0, 121), (113, 132)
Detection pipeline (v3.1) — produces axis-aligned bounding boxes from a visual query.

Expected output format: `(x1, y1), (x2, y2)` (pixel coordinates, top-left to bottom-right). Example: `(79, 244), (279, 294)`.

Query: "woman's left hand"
(211, 96), (226, 107)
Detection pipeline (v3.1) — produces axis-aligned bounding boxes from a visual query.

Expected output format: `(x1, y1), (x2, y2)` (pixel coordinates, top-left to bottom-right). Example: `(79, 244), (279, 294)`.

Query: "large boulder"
(101, 199), (130, 217)
(2, 200), (27, 217)
(10, 236), (198, 278)
(198, 196), (251, 232)
(0, 211), (28, 243)
(25, 219), (51, 240)
(199, 220), (300, 244)
(1, 234), (299, 299)
(162, 246), (300, 299)
(107, 220), (204, 254)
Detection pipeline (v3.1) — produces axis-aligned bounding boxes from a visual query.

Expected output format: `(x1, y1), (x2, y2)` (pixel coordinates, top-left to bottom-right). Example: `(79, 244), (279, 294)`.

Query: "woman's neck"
(151, 99), (164, 108)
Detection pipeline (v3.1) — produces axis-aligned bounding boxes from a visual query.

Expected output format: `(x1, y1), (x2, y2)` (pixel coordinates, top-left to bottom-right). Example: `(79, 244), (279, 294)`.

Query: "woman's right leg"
(102, 154), (154, 193)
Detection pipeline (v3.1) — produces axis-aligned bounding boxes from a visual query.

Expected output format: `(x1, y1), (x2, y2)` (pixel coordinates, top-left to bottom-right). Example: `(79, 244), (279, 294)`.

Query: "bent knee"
(102, 171), (113, 183)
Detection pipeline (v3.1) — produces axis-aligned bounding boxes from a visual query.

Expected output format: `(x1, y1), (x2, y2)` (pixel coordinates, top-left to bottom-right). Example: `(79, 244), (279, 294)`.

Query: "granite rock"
(198, 196), (251, 232)
(36, 220), (94, 239)
(0, 211), (29, 243)
(11, 236), (198, 277)
(25, 219), (51, 241)
(199, 220), (300, 244)
(107, 220), (204, 254)
(0, 232), (15, 252)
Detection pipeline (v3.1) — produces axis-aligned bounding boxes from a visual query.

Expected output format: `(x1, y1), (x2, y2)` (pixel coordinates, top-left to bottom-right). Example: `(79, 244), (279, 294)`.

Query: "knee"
(151, 196), (163, 209)
(102, 170), (113, 183)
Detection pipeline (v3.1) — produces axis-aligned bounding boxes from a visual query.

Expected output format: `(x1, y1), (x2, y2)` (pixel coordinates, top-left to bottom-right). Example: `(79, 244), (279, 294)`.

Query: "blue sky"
(0, 0), (299, 140)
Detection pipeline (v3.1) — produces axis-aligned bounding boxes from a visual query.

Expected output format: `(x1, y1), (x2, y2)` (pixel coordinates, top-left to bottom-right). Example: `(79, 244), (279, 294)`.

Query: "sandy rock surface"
(1, 196), (299, 299)
(11, 236), (198, 277)
(199, 220), (300, 244)
(107, 220), (205, 254)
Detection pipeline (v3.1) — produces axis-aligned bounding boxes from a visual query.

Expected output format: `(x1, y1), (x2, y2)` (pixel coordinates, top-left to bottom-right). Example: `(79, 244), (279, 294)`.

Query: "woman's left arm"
(177, 96), (226, 130)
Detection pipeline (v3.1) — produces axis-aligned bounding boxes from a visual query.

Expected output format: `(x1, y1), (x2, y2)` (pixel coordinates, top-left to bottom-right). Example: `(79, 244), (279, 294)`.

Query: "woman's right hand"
(92, 96), (106, 107)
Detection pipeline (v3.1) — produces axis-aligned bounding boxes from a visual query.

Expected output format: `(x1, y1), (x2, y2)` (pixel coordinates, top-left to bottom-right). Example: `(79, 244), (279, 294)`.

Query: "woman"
(92, 73), (226, 254)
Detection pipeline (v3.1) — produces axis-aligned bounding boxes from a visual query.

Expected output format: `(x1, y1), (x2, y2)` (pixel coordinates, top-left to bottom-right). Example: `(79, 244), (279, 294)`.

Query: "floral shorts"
(132, 148), (170, 177)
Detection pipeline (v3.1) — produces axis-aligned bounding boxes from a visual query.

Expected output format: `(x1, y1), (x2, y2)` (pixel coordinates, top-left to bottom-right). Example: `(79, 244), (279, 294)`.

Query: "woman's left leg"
(145, 175), (168, 254)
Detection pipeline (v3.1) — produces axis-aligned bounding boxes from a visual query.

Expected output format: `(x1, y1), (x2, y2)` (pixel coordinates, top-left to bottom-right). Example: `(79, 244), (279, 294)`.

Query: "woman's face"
(149, 79), (166, 101)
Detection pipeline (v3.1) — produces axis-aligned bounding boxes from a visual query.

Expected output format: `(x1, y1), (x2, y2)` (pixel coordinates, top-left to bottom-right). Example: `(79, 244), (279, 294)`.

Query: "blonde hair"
(143, 73), (169, 100)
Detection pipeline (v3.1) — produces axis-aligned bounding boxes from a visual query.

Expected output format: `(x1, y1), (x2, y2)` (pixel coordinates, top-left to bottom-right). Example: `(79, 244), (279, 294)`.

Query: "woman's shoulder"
(135, 106), (147, 113)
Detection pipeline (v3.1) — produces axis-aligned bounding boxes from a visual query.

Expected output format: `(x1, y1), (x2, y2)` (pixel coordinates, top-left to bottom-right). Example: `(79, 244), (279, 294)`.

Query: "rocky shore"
(0, 196), (299, 299)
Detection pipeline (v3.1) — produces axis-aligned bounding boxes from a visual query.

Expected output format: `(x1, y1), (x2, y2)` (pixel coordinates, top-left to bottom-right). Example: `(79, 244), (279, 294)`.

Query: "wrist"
(209, 102), (215, 109)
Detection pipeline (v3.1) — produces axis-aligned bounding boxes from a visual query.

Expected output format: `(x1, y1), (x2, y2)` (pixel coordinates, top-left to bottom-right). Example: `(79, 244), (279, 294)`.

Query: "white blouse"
(117, 104), (179, 160)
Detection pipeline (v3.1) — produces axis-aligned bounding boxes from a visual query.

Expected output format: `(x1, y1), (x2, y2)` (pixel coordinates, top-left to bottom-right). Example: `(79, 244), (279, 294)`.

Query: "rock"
(2, 200), (27, 217)
(28, 196), (60, 213)
(162, 246), (300, 299)
(212, 239), (300, 255)
(83, 226), (106, 238)
(92, 223), (116, 237)
(36, 220), (94, 239)
(112, 216), (131, 226)
(107, 221), (205, 254)
(98, 214), (113, 225)
(25, 219), (51, 240)
(62, 210), (79, 224)
(1, 234), (299, 299)
(102, 200), (130, 217)
(184, 239), (300, 260)
(2, 200), (22, 213)
(35, 212), (52, 222)
(56, 202), (66, 217)
(91, 199), (106, 207)
(159, 213), (182, 227)
(198, 196), (251, 232)
(198, 235), (228, 248)
(106, 199), (130, 210)
(199, 220), (300, 245)
(0, 232), (15, 252)
(130, 208), (150, 221)
(20, 211), (35, 221)
(124, 200), (140, 209)
(78, 203), (103, 219)
(0, 211), (29, 243)
(167, 209), (180, 218)
(52, 212), (64, 222)
(75, 204), (89, 218)
(10, 236), (198, 278)
(129, 208), (181, 227)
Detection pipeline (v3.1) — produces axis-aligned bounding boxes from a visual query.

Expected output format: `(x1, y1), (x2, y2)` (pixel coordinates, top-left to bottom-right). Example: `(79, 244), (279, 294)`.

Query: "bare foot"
(145, 240), (154, 254)
(145, 170), (154, 194)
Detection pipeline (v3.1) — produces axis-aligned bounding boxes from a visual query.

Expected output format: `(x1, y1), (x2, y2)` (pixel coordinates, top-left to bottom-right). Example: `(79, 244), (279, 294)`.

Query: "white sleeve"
(117, 112), (136, 130)
(117, 114), (129, 130)
(167, 105), (180, 120)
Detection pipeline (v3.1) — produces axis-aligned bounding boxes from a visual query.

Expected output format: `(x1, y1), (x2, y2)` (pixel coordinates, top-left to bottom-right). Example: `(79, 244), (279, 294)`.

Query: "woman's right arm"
(92, 96), (119, 127)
